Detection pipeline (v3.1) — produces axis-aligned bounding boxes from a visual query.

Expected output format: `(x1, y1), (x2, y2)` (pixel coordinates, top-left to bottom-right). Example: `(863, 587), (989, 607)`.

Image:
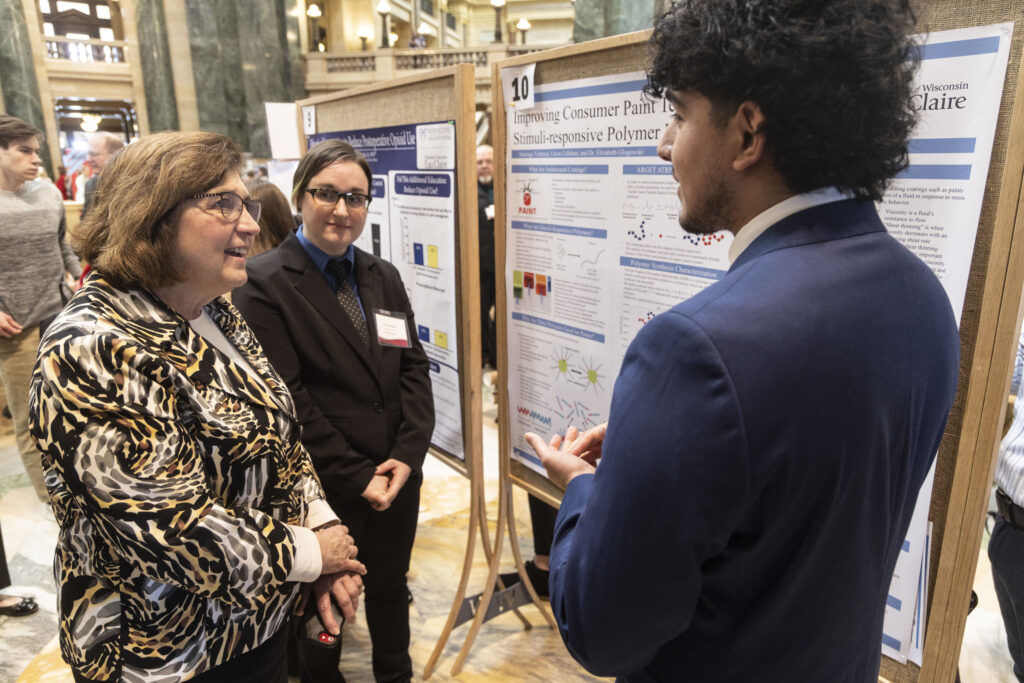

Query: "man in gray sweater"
(0, 115), (81, 502)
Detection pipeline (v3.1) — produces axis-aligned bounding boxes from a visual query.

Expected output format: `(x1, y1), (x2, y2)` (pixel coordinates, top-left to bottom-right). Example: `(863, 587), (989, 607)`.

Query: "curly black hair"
(645, 0), (919, 201)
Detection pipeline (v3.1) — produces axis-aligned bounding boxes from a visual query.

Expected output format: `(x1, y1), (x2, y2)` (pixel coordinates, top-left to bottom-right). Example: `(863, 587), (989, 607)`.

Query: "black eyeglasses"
(191, 191), (262, 222)
(306, 188), (372, 211)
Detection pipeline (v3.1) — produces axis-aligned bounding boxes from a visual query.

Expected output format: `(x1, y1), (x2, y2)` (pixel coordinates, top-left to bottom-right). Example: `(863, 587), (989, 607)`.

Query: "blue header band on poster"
(882, 634), (902, 650)
(886, 595), (903, 611)
(908, 138), (977, 154)
(619, 256), (725, 281)
(511, 220), (608, 239)
(512, 447), (543, 467)
(623, 164), (673, 175)
(511, 164), (609, 174)
(308, 121), (452, 171)
(394, 173), (452, 197)
(511, 146), (660, 159)
(534, 79), (648, 102)
(371, 176), (386, 198)
(897, 164), (972, 180)
(918, 36), (1000, 60)
(512, 312), (606, 343)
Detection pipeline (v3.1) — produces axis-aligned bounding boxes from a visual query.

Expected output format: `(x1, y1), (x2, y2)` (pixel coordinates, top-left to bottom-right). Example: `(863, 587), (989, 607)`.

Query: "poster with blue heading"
(309, 122), (464, 460)
(502, 70), (733, 475)
(879, 21), (1012, 666)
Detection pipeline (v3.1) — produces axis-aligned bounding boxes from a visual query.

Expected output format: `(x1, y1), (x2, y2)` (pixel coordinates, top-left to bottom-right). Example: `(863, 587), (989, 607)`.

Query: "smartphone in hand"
(299, 599), (345, 648)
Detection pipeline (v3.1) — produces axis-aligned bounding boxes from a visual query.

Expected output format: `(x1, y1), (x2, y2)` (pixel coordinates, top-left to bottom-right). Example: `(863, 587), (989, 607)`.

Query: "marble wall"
(136, 0), (180, 132)
(573, 0), (662, 43)
(0, 0), (52, 174)
(184, 0), (305, 158)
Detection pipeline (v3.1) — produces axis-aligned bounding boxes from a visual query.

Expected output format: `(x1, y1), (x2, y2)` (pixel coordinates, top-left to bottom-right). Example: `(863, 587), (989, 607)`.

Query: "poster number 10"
(503, 64), (535, 110)
(511, 74), (530, 102)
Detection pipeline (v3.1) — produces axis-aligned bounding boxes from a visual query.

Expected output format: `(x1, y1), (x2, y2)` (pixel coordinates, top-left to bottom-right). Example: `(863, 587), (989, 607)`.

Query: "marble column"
(573, 0), (662, 43)
(235, 0), (296, 157)
(184, 0), (305, 157)
(0, 0), (53, 174)
(280, 0), (306, 103)
(184, 0), (246, 147)
(135, 0), (180, 132)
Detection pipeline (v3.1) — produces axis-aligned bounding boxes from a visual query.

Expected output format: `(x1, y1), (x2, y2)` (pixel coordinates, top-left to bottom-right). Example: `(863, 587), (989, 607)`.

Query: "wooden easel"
(294, 64), (528, 679)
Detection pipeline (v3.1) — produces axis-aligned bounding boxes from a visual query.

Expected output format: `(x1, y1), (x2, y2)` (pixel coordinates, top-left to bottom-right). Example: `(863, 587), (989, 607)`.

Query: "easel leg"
(505, 484), (556, 629)
(448, 465), (513, 676)
(421, 474), (480, 679)
(479, 486), (532, 629)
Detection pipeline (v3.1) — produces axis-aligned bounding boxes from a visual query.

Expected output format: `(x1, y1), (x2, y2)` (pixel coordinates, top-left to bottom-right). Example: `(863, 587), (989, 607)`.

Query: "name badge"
(485, 204), (495, 220)
(374, 309), (411, 348)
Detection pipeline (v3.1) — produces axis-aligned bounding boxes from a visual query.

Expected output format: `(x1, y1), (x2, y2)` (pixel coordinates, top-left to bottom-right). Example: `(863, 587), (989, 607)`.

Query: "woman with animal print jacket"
(29, 131), (363, 683)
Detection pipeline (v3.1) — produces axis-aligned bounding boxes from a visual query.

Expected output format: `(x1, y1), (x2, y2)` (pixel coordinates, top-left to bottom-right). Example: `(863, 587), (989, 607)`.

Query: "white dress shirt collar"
(727, 187), (849, 265)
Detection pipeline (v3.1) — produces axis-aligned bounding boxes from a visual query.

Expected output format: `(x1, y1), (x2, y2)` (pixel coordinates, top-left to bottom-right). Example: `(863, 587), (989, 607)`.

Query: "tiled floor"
(0, 384), (601, 683)
(0, 383), (1018, 682)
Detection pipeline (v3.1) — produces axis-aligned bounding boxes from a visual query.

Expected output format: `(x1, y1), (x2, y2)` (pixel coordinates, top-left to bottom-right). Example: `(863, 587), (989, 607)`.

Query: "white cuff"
(286, 524), (323, 583)
(306, 498), (340, 531)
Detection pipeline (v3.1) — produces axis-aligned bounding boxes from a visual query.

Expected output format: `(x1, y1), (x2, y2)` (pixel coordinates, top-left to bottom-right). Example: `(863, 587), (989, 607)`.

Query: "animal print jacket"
(30, 272), (327, 682)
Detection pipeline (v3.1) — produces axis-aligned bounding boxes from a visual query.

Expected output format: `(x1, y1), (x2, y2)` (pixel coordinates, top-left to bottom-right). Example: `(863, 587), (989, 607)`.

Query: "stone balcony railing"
(45, 36), (126, 64)
(305, 44), (566, 100)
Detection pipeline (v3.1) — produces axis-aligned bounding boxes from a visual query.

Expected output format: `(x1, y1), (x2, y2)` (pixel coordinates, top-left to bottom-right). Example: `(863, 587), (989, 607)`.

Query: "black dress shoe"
(0, 596), (37, 617)
(498, 560), (549, 598)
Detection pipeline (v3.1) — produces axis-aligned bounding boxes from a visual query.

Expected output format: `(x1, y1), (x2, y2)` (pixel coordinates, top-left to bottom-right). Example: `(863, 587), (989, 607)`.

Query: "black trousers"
(0, 522), (10, 590)
(72, 626), (289, 683)
(990, 516), (1024, 682)
(527, 494), (558, 556)
(298, 473), (421, 683)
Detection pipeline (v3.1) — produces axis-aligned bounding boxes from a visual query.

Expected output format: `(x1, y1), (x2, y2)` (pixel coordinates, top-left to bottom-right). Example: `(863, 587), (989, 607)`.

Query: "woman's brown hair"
(74, 131), (243, 290)
(248, 182), (296, 256)
(291, 139), (373, 212)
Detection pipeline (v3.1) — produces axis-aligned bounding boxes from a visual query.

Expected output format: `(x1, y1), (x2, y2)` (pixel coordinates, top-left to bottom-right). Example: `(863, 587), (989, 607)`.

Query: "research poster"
(502, 19), (1011, 668)
(308, 122), (464, 460)
(878, 22), (1012, 665)
(502, 70), (732, 472)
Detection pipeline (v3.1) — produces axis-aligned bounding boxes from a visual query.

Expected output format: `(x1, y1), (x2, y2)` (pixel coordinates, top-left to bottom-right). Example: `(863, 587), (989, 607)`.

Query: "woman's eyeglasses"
(191, 191), (263, 222)
(306, 187), (372, 211)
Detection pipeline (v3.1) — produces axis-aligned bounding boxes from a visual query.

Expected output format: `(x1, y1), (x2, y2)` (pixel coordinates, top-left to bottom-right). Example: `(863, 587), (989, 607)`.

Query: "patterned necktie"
(327, 258), (369, 348)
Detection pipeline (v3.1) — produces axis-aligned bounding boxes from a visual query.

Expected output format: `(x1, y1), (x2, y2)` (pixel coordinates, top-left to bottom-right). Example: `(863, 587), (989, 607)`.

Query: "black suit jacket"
(232, 232), (434, 502)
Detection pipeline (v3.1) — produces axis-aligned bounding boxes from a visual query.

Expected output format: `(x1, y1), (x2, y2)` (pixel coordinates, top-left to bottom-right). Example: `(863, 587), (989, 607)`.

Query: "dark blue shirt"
(296, 226), (365, 317)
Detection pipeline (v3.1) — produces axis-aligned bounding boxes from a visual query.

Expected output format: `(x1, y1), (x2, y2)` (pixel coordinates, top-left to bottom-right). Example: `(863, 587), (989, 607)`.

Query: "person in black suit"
(475, 144), (497, 370)
(233, 140), (434, 683)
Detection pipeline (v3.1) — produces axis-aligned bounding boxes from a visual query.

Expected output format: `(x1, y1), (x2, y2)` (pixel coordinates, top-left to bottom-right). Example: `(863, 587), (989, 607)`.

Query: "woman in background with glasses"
(30, 131), (365, 683)
(233, 139), (434, 683)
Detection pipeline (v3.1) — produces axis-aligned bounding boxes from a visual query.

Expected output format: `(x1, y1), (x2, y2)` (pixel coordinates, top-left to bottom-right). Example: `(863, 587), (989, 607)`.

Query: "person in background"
(233, 139), (434, 683)
(476, 144), (497, 371)
(55, 164), (71, 200)
(0, 525), (37, 617)
(30, 131), (365, 682)
(81, 131), (124, 216)
(990, 325), (1024, 680)
(72, 160), (92, 203)
(249, 181), (297, 256)
(523, 1), (960, 680)
(0, 115), (81, 504)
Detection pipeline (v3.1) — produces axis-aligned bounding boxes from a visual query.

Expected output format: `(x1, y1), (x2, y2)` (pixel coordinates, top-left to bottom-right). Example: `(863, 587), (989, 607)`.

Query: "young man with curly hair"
(523, 1), (961, 680)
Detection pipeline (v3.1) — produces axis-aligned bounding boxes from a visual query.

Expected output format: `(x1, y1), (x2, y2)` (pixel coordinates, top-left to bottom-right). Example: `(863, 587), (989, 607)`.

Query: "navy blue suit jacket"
(549, 200), (960, 681)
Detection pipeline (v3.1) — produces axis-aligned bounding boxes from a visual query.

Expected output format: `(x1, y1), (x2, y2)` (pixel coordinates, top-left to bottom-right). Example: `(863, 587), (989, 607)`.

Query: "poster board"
(295, 64), (481, 478)
(294, 64), (520, 678)
(492, 2), (1024, 680)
